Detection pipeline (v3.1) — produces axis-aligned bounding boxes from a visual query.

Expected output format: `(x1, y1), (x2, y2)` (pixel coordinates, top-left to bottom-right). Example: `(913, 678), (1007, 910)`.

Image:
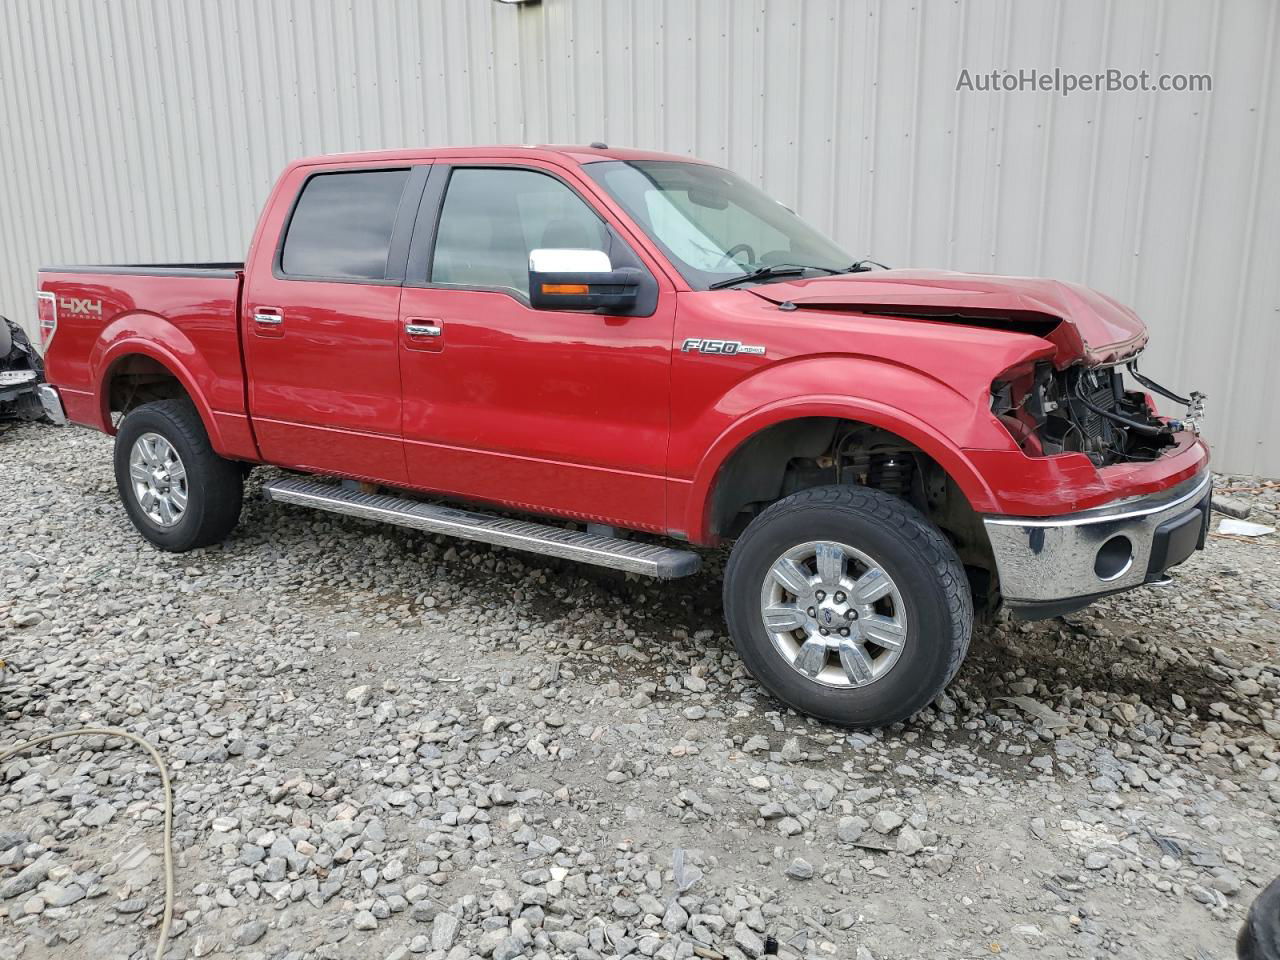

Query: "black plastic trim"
(1145, 493), (1210, 577)
(1127, 360), (1192, 407)
(1006, 593), (1115, 620)
(529, 268), (641, 310)
(1006, 572), (1185, 620)
(385, 165), (431, 283)
(405, 164), (450, 290)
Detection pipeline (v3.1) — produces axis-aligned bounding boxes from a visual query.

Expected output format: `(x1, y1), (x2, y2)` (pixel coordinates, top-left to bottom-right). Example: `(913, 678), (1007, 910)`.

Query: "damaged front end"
(984, 353), (1211, 619)
(0, 316), (48, 423)
(991, 356), (1204, 467)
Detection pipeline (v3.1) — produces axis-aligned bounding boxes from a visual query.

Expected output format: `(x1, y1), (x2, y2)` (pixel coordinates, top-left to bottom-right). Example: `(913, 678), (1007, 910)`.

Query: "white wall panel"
(1, 0), (1276, 473)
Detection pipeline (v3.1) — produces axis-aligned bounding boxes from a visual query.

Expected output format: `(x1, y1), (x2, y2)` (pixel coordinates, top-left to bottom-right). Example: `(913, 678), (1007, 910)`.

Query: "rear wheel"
(724, 484), (972, 727)
(113, 399), (243, 551)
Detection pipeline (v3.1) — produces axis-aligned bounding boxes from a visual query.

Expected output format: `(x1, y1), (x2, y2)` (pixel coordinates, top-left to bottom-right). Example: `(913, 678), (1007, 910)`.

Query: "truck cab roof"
(288, 144), (707, 170)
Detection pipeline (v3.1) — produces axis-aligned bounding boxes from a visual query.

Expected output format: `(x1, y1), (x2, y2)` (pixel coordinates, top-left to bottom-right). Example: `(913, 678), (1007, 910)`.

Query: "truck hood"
(748, 269), (1147, 366)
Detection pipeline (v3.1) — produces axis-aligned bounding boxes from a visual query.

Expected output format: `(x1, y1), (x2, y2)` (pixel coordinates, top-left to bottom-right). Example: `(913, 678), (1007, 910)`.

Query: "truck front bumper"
(983, 471), (1212, 619)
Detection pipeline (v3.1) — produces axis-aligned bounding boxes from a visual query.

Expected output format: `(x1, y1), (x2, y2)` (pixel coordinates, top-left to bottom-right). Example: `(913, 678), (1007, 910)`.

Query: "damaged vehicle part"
(984, 471), (1212, 618)
(990, 359), (1203, 466)
(0, 316), (48, 423)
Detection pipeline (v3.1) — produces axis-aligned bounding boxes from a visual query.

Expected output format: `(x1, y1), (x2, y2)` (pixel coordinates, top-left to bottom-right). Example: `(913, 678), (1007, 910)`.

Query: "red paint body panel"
(38, 145), (1209, 553)
(38, 269), (259, 460)
(963, 434), (1209, 514)
(240, 280), (408, 483)
(750, 270), (1149, 367)
(396, 284), (674, 531)
(57, 386), (102, 428)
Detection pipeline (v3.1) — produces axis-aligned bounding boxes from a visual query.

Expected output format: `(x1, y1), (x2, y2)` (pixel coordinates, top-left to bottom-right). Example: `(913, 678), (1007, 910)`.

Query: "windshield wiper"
(847, 258), (890, 272)
(708, 263), (841, 290)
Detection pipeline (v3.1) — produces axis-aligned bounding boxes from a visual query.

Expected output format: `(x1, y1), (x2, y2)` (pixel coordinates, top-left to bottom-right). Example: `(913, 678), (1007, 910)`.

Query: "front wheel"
(113, 399), (244, 551)
(724, 485), (972, 727)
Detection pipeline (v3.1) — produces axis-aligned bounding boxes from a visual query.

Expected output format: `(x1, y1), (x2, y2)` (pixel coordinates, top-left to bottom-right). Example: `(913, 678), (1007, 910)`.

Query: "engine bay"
(992, 357), (1203, 466)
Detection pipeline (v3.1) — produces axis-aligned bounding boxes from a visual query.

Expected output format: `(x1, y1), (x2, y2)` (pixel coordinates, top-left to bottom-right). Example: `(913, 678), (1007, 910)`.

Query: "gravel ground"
(2, 420), (1278, 960)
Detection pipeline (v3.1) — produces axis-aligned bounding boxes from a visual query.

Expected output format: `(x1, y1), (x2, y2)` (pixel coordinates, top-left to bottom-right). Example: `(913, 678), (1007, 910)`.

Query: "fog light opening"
(1094, 535), (1133, 582)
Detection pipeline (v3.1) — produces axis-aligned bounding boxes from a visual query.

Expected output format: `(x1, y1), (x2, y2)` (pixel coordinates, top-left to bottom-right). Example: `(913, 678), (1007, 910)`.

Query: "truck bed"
(38, 263), (254, 459)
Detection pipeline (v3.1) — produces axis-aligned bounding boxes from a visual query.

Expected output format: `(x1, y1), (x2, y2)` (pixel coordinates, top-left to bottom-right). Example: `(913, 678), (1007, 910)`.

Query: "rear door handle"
(252, 307), (284, 338)
(405, 322), (442, 337)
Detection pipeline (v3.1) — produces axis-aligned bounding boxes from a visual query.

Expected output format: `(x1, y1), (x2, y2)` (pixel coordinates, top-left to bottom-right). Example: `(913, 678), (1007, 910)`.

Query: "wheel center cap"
(817, 598), (848, 626)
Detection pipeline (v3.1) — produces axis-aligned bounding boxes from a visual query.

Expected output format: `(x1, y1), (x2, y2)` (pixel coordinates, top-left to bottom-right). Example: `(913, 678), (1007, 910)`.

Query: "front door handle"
(253, 313), (284, 326)
(403, 318), (444, 352)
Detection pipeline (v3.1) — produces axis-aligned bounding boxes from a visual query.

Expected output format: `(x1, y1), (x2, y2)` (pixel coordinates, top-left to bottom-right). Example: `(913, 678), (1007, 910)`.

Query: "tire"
(113, 399), (244, 551)
(723, 484), (972, 727)
(1237, 874), (1280, 960)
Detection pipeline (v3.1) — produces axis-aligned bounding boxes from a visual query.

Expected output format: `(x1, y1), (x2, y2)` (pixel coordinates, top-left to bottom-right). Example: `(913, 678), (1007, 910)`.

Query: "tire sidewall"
(114, 406), (211, 551)
(725, 496), (959, 727)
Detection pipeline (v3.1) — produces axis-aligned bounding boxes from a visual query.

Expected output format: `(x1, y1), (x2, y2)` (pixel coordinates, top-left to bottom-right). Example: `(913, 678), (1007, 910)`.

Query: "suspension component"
(867, 455), (913, 497)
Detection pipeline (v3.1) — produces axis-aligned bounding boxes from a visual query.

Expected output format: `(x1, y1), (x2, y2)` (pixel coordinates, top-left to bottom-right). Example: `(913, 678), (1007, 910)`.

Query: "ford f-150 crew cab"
(36, 144), (1211, 726)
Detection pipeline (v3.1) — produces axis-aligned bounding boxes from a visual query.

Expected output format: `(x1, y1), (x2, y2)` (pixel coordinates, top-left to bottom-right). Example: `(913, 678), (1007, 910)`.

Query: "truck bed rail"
(39, 263), (243, 278)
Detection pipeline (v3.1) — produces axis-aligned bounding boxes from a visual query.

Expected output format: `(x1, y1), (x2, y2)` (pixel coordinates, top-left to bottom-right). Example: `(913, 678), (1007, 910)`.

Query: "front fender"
(676, 356), (1014, 542)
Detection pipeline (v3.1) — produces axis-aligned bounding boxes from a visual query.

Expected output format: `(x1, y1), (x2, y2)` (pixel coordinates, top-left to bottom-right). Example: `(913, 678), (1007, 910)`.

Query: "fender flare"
(92, 319), (227, 452)
(684, 395), (1001, 543)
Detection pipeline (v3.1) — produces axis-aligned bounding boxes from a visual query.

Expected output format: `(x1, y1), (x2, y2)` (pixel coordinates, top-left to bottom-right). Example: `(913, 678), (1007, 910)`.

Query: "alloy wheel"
(758, 540), (908, 688)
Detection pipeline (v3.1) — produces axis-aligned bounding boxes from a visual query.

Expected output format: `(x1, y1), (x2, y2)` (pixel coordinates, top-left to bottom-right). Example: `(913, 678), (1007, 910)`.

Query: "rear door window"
(280, 169), (411, 280)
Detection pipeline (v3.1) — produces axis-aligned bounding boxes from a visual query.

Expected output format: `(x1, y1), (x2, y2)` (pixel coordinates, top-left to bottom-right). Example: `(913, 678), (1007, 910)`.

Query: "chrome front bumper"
(983, 472), (1212, 618)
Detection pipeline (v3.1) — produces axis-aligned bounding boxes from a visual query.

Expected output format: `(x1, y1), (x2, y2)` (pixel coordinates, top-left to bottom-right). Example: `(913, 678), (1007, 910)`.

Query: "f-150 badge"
(681, 338), (765, 357)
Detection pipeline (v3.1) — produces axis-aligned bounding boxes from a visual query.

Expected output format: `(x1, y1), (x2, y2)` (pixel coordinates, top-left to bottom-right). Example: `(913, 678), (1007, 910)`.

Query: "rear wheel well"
(708, 417), (1000, 616)
(107, 355), (191, 420)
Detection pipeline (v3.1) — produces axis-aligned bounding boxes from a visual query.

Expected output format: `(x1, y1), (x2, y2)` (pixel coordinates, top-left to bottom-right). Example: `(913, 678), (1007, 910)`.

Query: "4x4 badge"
(681, 338), (765, 357)
(59, 297), (102, 316)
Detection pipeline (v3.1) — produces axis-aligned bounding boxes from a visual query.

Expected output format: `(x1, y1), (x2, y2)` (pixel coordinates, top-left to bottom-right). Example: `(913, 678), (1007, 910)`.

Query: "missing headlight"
(994, 356), (1191, 465)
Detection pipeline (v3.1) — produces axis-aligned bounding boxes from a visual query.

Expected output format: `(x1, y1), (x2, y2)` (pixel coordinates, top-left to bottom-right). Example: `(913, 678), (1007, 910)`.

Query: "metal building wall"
(1, 0), (1276, 473)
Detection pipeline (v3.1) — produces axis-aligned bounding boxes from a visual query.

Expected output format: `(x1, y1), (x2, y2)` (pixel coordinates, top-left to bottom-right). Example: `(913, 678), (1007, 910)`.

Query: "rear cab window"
(279, 169), (411, 281)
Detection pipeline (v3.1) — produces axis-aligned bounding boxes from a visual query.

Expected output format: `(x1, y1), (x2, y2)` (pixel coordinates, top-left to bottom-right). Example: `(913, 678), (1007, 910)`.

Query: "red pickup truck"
(36, 145), (1210, 726)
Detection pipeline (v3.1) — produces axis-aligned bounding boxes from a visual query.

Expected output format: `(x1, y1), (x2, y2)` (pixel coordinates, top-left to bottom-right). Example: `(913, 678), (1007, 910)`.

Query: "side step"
(262, 476), (701, 579)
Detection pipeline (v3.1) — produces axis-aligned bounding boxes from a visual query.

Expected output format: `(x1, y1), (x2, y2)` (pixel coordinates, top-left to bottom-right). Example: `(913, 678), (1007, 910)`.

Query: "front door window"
(430, 168), (611, 299)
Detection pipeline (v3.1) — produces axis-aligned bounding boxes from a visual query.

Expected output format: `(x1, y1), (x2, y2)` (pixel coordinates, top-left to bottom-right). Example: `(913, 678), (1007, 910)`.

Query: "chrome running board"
(263, 476), (701, 579)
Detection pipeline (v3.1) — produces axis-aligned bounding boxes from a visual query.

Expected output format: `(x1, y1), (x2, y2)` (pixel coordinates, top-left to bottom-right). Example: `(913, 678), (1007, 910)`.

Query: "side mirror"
(528, 248), (640, 312)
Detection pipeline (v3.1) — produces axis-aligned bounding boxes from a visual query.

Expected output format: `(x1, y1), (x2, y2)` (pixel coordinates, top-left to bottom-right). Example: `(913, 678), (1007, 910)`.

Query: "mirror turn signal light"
(540, 283), (590, 295)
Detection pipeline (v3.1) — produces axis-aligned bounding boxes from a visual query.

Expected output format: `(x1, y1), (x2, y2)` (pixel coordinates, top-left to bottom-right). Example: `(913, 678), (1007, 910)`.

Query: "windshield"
(584, 160), (854, 290)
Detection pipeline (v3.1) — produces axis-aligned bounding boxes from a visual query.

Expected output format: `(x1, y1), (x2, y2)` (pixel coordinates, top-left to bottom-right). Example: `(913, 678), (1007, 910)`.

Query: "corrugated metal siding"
(1, 0), (1276, 473)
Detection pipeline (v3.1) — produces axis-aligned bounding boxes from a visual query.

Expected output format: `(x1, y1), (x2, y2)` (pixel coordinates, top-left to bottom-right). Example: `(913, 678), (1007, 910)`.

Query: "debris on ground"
(1, 425), (1278, 959)
(1218, 518), (1275, 537)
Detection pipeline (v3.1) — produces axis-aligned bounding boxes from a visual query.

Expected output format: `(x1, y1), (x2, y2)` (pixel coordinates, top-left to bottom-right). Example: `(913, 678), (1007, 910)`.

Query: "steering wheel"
(724, 243), (756, 266)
